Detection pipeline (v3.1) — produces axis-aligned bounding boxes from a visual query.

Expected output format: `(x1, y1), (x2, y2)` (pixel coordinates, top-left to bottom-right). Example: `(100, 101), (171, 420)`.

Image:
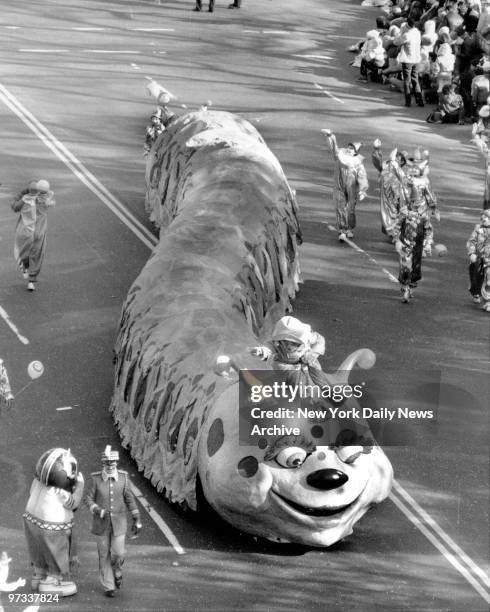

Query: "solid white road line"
(0, 83), (157, 251)
(0, 305), (29, 345)
(390, 483), (490, 603)
(130, 482), (185, 555)
(392, 480), (490, 589)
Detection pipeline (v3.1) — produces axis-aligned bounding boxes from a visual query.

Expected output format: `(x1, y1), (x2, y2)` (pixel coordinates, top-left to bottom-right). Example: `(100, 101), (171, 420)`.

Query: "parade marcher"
(322, 129), (369, 241)
(372, 139), (408, 239)
(143, 108), (165, 156)
(11, 179), (56, 291)
(23, 448), (84, 597)
(472, 113), (490, 209)
(466, 209), (490, 309)
(85, 446), (142, 598)
(251, 315), (326, 371)
(393, 154), (439, 302)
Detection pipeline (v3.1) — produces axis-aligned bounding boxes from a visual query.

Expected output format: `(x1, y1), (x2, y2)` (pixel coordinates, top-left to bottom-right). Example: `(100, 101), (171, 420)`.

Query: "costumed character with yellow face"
(23, 448), (83, 596)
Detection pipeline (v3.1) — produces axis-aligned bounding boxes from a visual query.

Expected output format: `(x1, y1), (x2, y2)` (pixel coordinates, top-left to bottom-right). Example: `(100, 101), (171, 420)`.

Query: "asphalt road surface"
(0, 1), (488, 611)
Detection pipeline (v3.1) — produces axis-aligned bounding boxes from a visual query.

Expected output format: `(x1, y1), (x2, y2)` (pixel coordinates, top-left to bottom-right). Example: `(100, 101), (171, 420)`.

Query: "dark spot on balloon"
(207, 419), (224, 457)
(258, 438), (268, 450)
(237, 456), (259, 478)
(316, 451), (326, 461)
(311, 425), (324, 439)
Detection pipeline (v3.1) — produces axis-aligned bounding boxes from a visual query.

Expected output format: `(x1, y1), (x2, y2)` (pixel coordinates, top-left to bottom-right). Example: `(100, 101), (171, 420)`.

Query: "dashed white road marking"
(56, 406), (73, 411)
(314, 82), (344, 105)
(293, 54), (332, 60)
(131, 28), (175, 32)
(82, 49), (142, 54)
(0, 305), (29, 345)
(72, 27), (107, 31)
(130, 482), (185, 555)
(18, 49), (70, 53)
(262, 30), (290, 34)
(326, 223), (399, 283)
(391, 482), (490, 603)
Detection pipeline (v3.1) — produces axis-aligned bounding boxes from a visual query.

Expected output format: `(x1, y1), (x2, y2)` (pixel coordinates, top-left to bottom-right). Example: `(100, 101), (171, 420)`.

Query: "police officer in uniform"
(85, 446), (142, 598)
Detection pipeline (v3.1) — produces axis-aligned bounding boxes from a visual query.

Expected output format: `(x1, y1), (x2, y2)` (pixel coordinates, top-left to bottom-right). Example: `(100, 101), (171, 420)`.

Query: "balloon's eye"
(335, 446), (364, 464)
(275, 447), (308, 468)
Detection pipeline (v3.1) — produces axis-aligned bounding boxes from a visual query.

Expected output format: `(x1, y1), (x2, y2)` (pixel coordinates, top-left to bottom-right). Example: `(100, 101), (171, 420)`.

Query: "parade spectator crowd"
(351, 0), (490, 123)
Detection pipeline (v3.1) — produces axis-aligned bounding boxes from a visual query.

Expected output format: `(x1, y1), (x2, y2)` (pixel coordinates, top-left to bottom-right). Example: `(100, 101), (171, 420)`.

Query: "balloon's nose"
(306, 469), (348, 490)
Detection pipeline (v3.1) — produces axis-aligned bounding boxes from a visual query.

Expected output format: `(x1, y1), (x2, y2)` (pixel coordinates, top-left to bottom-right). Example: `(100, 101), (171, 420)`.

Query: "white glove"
(433, 210), (441, 222)
(359, 193), (366, 202)
(373, 138), (382, 148)
(321, 128), (332, 136)
(395, 240), (403, 254)
(470, 253), (477, 263)
(250, 346), (272, 360)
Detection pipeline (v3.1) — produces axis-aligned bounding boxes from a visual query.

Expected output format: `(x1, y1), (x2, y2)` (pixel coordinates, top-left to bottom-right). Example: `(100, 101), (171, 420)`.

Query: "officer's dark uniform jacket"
(85, 470), (139, 537)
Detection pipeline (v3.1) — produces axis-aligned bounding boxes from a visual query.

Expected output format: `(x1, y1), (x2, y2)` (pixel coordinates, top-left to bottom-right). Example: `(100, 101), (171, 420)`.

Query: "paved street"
(0, 0), (488, 611)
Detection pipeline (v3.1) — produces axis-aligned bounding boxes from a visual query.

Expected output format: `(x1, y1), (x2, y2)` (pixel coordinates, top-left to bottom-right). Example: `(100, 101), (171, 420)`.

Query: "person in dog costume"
(23, 448), (84, 597)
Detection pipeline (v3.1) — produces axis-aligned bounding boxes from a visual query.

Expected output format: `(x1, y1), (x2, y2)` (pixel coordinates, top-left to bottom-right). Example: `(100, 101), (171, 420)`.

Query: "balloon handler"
(85, 446), (142, 598)
(23, 448), (84, 596)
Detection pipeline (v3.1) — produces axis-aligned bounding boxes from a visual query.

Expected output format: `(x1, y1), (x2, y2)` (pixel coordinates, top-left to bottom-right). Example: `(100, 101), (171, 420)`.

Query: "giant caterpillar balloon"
(110, 109), (393, 546)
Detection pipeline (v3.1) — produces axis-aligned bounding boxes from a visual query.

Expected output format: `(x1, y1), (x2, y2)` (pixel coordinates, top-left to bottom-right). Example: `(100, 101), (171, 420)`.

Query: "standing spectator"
(194, 0), (215, 12)
(11, 179), (56, 292)
(466, 209), (490, 309)
(228, 0), (241, 7)
(471, 66), (490, 117)
(322, 130), (369, 241)
(432, 43), (456, 98)
(395, 18), (424, 107)
(85, 446), (142, 599)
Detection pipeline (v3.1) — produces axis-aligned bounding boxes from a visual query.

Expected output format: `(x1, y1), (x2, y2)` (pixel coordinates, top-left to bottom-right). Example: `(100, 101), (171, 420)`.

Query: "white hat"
(36, 179), (50, 193)
(102, 445), (119, 462)
(479, 105), (490, 118)
(272, 316), (312, 345)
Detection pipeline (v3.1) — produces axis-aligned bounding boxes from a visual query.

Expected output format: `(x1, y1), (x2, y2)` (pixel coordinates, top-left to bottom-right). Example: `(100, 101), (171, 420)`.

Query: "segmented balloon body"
(110, 110), (302, 509)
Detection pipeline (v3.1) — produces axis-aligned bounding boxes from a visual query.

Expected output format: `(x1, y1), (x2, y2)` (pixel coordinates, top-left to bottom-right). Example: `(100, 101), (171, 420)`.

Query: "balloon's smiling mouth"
(271, 490), (361, 517)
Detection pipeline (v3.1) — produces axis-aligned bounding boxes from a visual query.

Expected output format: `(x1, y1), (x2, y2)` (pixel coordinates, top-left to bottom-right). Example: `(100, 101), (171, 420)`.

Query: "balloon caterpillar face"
(198, 388), (393, 547)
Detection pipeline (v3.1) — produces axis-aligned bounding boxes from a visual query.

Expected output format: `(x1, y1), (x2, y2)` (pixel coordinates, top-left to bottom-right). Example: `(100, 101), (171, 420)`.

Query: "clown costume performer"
(371, 140), (408, 239)
(23, 449), (84, 596)
(323, 130), (368, 241)
(466, 210), (490, 311)
(11, 179), (56, 291)
(251, 316), (326, 371)
(472, 119), (490, 210)
(393, 160), (439, 303)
